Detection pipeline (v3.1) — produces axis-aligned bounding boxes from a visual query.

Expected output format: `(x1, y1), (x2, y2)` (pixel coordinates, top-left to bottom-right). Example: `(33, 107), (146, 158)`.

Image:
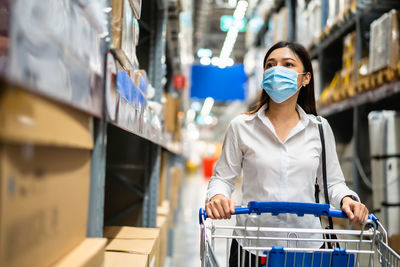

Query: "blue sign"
(190, 64), (248, 102)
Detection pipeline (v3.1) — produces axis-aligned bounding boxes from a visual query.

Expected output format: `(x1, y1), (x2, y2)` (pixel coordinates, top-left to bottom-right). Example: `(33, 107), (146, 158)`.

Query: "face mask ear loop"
(297, 72), (307, 90)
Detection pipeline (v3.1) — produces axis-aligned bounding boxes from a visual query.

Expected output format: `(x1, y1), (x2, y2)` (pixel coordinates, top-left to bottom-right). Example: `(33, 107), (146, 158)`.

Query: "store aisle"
(168, 169), (242, 267)
(168, 171), (208, 267)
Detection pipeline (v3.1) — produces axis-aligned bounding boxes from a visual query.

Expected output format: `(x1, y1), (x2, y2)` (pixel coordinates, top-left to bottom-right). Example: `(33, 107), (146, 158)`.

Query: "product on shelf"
(51, 238), (107, 267)
(369, 9), (400, 73)
(111, 0), (140, 69)
(4, 0), (107, 116)
(104, 226), (160, 267)
(105, 252), (147, 267)
(342, 31), (357, 96)
(0, 88), (93, 267)
(157, 215), (168, 267)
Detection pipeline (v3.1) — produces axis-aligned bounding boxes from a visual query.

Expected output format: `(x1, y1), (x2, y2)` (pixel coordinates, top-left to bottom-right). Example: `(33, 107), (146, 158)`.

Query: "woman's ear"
(302, 72), (311, 87)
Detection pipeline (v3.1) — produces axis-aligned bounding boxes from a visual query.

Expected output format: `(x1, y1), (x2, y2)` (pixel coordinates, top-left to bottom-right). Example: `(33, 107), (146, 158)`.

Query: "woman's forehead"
(267, 47), (300, 61)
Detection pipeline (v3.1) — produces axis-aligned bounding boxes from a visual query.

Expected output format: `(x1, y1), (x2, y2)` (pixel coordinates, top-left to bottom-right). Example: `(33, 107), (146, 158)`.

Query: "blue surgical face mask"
(261, 66), (305, 103)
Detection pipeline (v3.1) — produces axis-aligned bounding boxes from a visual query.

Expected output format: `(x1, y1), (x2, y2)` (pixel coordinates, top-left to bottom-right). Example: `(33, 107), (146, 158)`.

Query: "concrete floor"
(169, 171), (240, 267)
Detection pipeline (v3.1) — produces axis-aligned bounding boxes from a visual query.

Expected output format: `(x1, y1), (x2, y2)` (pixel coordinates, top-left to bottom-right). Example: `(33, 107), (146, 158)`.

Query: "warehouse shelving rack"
(0, 0), (185, 244)
(249, 0), (400, 210)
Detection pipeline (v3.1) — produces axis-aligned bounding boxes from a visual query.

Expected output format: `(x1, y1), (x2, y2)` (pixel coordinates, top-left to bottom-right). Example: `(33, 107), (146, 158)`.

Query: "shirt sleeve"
(317, 118), (360, 208)
(206, 120), (243, 201)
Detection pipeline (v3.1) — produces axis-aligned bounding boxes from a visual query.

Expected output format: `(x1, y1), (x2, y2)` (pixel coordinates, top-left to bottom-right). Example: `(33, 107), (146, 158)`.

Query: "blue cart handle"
(199, 201), (379, 225)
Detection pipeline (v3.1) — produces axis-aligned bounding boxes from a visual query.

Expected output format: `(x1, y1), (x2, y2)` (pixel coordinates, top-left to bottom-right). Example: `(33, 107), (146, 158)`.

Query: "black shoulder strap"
(316, 116), (334, 230)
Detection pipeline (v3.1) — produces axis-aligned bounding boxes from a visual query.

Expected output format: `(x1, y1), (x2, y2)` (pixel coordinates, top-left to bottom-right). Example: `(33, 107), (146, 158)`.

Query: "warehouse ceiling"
(192, 0), (246, 64)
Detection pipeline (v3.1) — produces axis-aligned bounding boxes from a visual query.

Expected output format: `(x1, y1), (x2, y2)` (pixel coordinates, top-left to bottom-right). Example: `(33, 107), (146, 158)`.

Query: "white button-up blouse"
(207, 103), (359, 249)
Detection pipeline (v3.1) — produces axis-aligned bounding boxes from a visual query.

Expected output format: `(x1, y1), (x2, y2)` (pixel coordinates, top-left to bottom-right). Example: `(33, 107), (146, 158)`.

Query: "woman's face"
(264, 47), (311, 88)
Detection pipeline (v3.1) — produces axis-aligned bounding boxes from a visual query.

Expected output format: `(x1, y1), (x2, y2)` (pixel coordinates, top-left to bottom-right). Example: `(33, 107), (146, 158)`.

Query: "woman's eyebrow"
(266, 57), (296, 62)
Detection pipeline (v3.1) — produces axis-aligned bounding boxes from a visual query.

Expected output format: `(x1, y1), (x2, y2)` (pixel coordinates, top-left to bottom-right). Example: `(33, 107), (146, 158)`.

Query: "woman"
(205, 41), (369, 266)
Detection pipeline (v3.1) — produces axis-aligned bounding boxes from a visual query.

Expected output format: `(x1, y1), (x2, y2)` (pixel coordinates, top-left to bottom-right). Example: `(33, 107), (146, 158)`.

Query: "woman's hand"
(341, 196), (369, 225)
(206, 194), (236, 219)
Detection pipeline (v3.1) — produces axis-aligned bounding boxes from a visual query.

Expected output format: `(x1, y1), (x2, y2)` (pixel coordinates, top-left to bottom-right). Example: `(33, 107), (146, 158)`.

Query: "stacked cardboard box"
(103, 226), (160, 267)
(0, 87), (93, 267)
(163, 93), (182, 141)
(369, 9), (400, 73)
(169, 166), (184, 212)
(52, 238), (107, 267)
(156, 216), (168, 267)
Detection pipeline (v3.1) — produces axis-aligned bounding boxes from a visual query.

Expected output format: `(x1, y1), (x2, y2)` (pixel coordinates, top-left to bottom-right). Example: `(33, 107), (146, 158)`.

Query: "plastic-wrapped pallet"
(369, 9), (400, 73)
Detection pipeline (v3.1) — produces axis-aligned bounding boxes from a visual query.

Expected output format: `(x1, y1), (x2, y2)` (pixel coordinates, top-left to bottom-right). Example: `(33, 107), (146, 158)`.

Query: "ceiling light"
(197, 48), (213, 58)
(219, 0), (248, 61)
(200, 57), (211, 65)
(200, 97), (214, 116)
(211, 57), (220, 66)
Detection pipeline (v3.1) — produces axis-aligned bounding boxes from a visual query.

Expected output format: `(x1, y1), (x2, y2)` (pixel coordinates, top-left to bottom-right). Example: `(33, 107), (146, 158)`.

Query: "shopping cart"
(199, 201), (400, 267)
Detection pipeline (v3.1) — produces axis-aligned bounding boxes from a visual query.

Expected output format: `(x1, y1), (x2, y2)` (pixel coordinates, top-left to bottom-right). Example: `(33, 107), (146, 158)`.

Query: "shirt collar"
(248, 103), (320, 126)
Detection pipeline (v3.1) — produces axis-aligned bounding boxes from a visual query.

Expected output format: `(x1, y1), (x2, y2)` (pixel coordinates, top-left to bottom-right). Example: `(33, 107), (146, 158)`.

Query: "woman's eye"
(285, 62), (294, 67)
(266, 63), (274, 68)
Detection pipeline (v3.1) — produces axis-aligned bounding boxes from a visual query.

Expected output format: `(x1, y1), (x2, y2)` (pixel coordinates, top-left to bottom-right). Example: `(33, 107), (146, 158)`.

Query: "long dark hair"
(248, 41), (317, 115)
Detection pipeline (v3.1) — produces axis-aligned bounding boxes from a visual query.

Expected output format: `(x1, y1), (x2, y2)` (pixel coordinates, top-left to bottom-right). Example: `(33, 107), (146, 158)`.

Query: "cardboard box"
(103, 226), (160, 240)
(0, 144), (91, 267)
(169, 166), (183, 211)
(52, 238), (107, 267)
(104, 226), (160, 267)
(0, 87), (93, 149)
(105, 251), (148, 267)
(106, 238), (159, 267)
(157, 200), (172, 228)
(156, 216), (168, 267)
(111, 0), (124, 50)
(163, 93), (177, 133)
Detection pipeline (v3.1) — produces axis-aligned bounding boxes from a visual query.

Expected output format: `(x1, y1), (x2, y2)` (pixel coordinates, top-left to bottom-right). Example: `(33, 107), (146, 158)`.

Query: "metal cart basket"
(199, 201), (400, 267)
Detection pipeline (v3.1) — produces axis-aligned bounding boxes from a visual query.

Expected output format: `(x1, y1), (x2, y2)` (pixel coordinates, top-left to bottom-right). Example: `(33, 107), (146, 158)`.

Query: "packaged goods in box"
(163, 93), (178, 133)
(0, 87), (93, 149)
(157, 216), (168, 267)
(158, 200), (172, 228)
(52, 238), (107, 267)
(103, 226), (160, 240)
(169, 166), (183, 211)
(369, 9), (400, 73)
(105, 237), (159, 267)
(104, 226), (160, 267)
(0, 144), (91, 267)
(6, 0), (107, 116)
(105, 251), (148, 267)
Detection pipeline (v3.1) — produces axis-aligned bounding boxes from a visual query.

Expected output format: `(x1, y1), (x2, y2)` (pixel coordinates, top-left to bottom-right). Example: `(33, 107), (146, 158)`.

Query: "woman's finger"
(342, 204), (354, 224)
(222, 199), (231, 219)
(229, 199), (236, 214)
(205, 205), (215, 219)
(210, 202), (222, 219)
(214, 199), (226, 219)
